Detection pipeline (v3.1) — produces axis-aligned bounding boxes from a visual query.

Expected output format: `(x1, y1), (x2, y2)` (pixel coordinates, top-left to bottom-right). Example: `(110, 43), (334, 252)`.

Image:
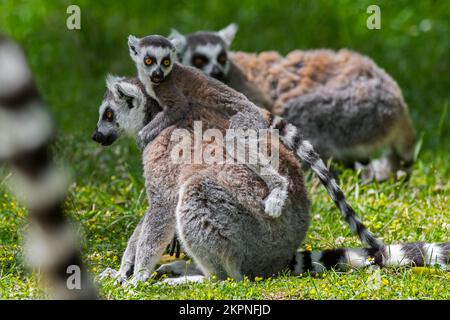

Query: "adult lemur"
(93, 76), (448, 283)
(126, 34), (382, 250)
(169, 24), (417, 182)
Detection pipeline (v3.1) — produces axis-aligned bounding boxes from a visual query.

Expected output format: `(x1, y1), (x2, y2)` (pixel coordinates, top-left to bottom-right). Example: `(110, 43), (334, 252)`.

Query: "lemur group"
(90, 24), (449, 285)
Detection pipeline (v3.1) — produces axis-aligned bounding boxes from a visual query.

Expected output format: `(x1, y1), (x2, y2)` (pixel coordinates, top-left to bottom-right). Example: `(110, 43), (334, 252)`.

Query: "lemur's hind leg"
(175, 175), (245, 281)
(356, 115), (416, 182)
(355, 157), (393, 182)
(390, 114), (416, 179)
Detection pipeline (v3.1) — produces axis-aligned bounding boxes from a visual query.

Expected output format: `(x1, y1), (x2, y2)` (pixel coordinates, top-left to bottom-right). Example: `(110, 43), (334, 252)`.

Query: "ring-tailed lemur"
(94, 76), (448, 284)
(126, 34), (383, 250)
(169, 25), (417, 182)
(0, 34), (96, 299)
(128, 34), (289, 219)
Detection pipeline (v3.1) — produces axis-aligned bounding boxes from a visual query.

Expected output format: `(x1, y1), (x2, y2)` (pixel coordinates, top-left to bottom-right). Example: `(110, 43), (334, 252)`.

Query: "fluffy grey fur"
(128, 34), (290, 219)
(128, 34), (383, 250)
(94, 78), (447, 284)
(95, 76), (310, 282)
(171, 25), (416, 182)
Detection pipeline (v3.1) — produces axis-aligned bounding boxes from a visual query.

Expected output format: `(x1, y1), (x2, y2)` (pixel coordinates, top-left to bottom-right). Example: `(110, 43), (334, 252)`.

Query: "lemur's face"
(169, 23), (238, 80)
(92, 76), (147, 146)
(128, 35), (181, 85)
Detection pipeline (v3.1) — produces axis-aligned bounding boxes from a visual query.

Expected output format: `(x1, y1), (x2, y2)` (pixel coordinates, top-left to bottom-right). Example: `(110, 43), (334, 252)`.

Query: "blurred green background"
(0, 0), (449, 299)
(0, 0), (448, 152)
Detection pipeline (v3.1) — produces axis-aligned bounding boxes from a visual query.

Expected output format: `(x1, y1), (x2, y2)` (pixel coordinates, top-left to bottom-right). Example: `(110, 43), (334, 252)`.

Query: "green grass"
(0, 0), (449, 299)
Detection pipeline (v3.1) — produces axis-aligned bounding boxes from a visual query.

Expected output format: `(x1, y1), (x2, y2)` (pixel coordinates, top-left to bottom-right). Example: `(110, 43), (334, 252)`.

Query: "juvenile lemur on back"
(127, 34), (383, 250)
(169, 24), (417, 182)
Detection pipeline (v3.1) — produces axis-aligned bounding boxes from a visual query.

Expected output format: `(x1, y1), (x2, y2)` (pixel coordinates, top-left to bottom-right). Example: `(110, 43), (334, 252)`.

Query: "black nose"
(92, 130), (104, 143)
(151, 69), (164, 83)
(210, 66), (224, 80)
(92, 130), (116, 146)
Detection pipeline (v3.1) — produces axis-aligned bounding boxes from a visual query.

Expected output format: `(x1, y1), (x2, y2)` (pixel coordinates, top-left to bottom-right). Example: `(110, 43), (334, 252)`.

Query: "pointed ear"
(106, 74), (124, 92)
(169, 33), (186, 53)
(115, 81), (144, 108)
(169, 28), (186, 42)
(128, 35), (141, 62)
(217, 23), (238, 47)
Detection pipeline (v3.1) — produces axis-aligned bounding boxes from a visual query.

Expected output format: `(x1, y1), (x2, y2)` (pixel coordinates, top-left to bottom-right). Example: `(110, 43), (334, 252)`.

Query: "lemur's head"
(128, 35), (182, 85)
(92, 75), (157, 146)
(169, 23), (238, 80)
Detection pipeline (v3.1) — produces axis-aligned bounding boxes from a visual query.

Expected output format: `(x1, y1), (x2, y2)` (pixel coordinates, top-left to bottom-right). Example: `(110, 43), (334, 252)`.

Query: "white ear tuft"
(170, 34), (186, 53)
(217, 23), (238, 47)
(106, 74), (124, 92)
(168, 28), (185, 41)
(128, 35), (140, 61)
(115, 81), (143, 107)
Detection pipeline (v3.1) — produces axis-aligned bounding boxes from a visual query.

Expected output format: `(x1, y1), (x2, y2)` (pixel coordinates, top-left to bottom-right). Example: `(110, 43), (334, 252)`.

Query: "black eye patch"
(103, 107), (114, 122)
(192, 53), (209, 68)
(217, 51), (227, 65)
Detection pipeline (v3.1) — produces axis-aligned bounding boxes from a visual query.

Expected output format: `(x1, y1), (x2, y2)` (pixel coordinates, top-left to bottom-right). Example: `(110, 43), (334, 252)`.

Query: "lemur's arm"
(137, 86), (190, 150)
(174, 63), (266, 130)
(132, 201), (176, 284)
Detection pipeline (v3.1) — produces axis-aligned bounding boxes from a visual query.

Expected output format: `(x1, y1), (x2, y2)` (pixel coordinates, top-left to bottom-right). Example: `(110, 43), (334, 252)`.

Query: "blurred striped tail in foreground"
(0, 34), (96, 299)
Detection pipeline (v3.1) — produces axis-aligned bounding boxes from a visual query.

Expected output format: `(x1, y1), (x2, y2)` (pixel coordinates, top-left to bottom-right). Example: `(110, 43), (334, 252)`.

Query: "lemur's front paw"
(99, 267), (129, 285)
(118, 262), (134, 281)
(263, 187), (288, 218)
(130, 270), (152, 286)
(99, 267), (118, 280)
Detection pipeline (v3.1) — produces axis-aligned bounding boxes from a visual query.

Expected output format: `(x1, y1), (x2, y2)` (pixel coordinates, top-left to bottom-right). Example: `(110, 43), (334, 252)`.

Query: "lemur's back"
(142, 107), (310, 277)
(230, 49), (405, 113)
(230, 49), (415, 167)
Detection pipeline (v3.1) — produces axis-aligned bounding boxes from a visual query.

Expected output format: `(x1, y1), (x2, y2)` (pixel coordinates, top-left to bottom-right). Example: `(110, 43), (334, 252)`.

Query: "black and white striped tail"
(0, 35), (96, 299)
(270, 116), (384, 250)
(292, 242), (450, 274)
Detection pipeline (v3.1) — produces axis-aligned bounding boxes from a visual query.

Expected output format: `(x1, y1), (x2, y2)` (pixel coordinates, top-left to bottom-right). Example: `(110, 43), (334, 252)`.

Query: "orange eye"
(163, 58), (171, 67)
(218, 54), (227, 65)
(106, 110), (113, 120)
(144, 57), (153, 65)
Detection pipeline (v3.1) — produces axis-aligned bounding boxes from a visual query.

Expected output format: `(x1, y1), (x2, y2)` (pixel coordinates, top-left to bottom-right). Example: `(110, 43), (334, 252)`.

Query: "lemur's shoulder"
(171, 62), (249, 105)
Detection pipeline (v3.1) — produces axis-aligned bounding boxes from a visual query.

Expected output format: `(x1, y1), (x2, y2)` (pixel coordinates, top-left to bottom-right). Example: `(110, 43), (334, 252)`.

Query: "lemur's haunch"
(127, 34), (382, 250)
(94, 77), (448, 283)
(169, 24), (416, 182)
(0, 34), (96, 299)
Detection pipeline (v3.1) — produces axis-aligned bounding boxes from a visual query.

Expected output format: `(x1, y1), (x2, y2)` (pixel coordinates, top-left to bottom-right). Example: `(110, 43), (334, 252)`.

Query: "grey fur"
(129, 35), (382, 249)
(95, 78), (447, 284)
(95, 76), (310, 282)
(128, 34), (290, 218)
(174, 26), (416, 182)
